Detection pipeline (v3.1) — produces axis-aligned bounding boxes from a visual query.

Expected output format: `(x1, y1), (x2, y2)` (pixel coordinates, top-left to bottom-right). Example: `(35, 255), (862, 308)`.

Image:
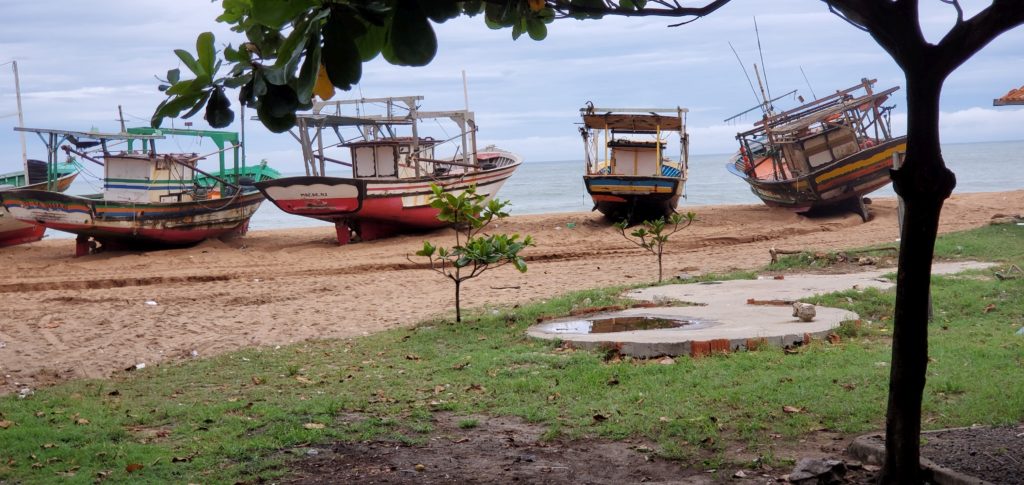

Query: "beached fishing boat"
(255, 96), (522, 244)
(726, 78), (906, 220)
(580, 105), (689, 222)
(0, 127), (277, 256)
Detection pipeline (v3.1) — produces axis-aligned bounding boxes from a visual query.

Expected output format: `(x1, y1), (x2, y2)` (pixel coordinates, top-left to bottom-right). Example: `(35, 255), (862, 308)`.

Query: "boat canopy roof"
(294, 113), (415, 127)
(581, 108), (687, 132)
(766, 87), (898, 135)
(14, 126), (165, 141)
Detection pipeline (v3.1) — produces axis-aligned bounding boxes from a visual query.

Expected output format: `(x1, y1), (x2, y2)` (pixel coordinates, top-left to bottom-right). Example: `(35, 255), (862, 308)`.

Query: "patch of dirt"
(276, 413), (880, 484)
(921, 425), (1024, 484)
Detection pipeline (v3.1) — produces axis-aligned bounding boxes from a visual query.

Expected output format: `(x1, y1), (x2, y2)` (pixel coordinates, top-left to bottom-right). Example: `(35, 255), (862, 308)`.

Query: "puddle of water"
(540, 315), (711, 334)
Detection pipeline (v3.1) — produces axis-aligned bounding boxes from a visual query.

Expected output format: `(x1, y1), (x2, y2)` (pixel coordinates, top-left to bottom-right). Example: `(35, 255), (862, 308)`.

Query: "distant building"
(994, 85), (1024, 106)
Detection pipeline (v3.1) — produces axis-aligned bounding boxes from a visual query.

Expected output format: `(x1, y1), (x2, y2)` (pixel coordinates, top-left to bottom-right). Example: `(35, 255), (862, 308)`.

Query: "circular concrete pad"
(527, 261), (994, 358)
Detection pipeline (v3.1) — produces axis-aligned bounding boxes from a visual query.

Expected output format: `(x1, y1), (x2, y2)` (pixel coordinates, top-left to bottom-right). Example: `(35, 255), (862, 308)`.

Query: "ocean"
(51, 139), (1024, 236)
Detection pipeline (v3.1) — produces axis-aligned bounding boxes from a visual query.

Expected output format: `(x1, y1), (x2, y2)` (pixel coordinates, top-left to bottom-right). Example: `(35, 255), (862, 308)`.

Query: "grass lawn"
(1, 224), (1021, 483)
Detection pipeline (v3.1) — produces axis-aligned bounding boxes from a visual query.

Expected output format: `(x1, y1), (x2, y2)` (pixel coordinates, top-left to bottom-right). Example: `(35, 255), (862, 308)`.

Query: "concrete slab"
(526, 261), (994, 358)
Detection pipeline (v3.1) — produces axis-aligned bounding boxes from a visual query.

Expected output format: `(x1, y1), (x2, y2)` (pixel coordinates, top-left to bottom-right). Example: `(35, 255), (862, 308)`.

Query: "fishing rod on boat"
(728, 42), (763, 117)
(723, 89), (797, 123)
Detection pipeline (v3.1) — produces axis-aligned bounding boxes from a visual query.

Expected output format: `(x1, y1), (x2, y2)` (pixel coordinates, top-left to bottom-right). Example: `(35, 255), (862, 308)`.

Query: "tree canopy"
(152, 0), (733, 132)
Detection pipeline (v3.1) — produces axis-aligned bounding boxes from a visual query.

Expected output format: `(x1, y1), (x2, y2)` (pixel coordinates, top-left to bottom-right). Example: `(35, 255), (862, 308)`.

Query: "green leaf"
(250, 0), (317, 29)
(175, 49), (205, 77)
(181, 90), (213, 119)
(386, 0), (437, 66)
(274, 16), (312, 69)
(262, 83), (299, 118)
(196, 32), (216, 76)
(205, 87), (235, 128)
(322, 9), (363, 89)
(295, 33), (321, 104)
(352, 18), (385, 62)
(526, 17), (547, 41)
(166, 68), (180, 84)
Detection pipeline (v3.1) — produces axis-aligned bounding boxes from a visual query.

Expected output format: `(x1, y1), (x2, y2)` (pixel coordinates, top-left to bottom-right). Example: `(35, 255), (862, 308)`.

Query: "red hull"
(0, 224), (46, 247)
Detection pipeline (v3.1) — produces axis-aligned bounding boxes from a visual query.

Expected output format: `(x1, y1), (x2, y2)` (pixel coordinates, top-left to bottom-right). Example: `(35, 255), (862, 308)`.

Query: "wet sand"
(1, 191), (1021, 394)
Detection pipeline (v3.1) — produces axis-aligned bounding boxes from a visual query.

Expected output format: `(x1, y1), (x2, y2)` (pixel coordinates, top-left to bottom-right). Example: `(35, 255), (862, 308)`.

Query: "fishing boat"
(0, 127), (278, 256)
(726, 78), (906, 220)
(255, 96), (522, 244)
(579, 104), (689, 222)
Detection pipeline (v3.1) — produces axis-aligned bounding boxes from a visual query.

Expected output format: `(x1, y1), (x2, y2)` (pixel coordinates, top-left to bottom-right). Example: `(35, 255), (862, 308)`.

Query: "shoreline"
(1, 191), (1022, 394)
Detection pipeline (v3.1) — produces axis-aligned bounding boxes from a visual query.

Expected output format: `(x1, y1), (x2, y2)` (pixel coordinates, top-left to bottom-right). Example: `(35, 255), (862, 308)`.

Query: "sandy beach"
(1, 191), (1022, 394)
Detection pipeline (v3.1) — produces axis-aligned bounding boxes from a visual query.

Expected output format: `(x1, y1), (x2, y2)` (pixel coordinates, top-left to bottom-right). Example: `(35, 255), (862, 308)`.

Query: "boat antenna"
(118, 105), (127, 133)
(753, 17), (773, 106)
(799, 66), (818, 100)
(728, 42), (763, 115)
(462, 69), (470, 112)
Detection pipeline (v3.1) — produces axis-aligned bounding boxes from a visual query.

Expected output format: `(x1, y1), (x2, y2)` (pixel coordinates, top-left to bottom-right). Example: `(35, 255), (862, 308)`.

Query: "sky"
(1, 0), (1023, 174)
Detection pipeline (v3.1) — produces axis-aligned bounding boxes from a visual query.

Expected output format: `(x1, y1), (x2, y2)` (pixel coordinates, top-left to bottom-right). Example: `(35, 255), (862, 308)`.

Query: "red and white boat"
(256, 96), (522, 244)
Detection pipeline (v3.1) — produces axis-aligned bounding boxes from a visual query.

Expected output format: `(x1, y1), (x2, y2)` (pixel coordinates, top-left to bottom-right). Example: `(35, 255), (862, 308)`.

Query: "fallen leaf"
(465, 383), (486, 393)
(75, 418), (90, 425)
(592, 413), (608, 423)
(452, 437), (470, 443)
(303, 423), (325, 430)
(0, 420), (13, 429)
(547, 393), (560, 401)
(826, 333), (841, 344)
(659, 416), (671, 422)
(606, 376), (620, 386)
(433, 385), (446, 394)
(294, 376), (312, 384)
(41, 443), (57, 449)
(125, 463), (144, 473)
(405, 354), (420, 361)
(782, 405), (805, 414)
(658, 357), (675, 365)
(983, 303), (997, 314)
(251, 376), (264, 385)
(451, 362), (469, 370)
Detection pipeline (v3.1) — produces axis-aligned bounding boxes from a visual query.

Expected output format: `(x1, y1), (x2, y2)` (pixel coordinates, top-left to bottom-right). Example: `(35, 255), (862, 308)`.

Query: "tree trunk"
(879, 72), (956, 484)
(455, 279), (462, 323)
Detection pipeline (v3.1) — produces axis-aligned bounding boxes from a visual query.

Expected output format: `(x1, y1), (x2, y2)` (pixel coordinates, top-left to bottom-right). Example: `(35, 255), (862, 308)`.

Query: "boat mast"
(2, 61), (29, 181)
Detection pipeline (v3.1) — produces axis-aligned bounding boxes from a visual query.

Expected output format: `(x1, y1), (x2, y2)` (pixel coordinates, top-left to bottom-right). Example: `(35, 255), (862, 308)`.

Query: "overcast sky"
(2, 0), (1023, 173)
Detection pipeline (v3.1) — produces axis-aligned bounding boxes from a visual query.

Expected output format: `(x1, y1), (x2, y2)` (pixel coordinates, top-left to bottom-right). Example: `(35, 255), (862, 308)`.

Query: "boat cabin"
(102, 153), (199, 203)
(580, 108), (689, 178)
(736, 79), (898, 180)
(346, 137), (439, 179)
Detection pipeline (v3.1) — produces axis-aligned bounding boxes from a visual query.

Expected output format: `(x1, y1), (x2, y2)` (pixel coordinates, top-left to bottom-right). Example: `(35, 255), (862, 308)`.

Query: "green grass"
(1, 224), (1022, 483)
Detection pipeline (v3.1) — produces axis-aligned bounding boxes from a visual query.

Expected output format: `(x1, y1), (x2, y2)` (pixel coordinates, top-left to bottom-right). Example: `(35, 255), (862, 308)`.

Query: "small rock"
(144, 300), (158, 306)
(17, 387), (33, 399)
(733, 469), (748, 478)
(1016, 327), (1024, 336)
(792, 302), (816, 322)
(305, 449), (319, 456)
(414, 464), (426, 472)
(788, 458), (847, 484)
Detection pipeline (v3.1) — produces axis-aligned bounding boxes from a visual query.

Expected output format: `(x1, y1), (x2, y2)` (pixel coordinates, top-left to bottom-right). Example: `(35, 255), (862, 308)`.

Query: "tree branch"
(935, 0), (1024, 75)
(544, 0), (733, 20)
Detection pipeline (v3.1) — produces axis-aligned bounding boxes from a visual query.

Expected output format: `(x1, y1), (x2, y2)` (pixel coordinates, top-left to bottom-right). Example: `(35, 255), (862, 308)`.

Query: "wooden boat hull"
(0, 189), (265, 255)
(583, 175), (682, 222)
(0, 172), (78, 247)
(727, 138), (906, 213)
(256, 159), (520, 244)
